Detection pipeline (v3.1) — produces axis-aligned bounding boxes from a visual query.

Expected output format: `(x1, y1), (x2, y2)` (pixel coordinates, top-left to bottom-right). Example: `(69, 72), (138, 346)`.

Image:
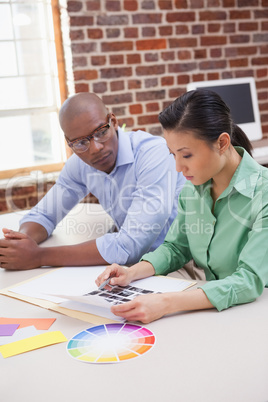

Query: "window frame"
(0, 0), (69, 180)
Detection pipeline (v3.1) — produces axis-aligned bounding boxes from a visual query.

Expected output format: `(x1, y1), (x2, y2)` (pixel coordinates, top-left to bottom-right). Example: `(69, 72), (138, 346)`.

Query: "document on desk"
(9, 266), (108, 303)
(8, 266), (196, 322)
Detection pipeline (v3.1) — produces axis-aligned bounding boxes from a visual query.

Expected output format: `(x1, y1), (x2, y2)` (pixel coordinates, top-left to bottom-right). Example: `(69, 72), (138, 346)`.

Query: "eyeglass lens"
(70, 119), (111, 153)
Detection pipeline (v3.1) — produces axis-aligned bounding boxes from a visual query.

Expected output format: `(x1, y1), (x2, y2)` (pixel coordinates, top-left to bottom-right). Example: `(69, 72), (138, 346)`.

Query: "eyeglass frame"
(66, 113), (112, 152)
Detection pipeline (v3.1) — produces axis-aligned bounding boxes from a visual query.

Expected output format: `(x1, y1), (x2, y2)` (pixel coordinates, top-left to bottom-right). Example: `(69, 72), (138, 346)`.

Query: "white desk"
(1, 206), (268, 402)
(0, 203), (115, 247)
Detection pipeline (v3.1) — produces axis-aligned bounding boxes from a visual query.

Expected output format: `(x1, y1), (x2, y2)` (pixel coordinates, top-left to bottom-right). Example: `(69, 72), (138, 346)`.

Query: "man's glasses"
(66, 114), (112, 153)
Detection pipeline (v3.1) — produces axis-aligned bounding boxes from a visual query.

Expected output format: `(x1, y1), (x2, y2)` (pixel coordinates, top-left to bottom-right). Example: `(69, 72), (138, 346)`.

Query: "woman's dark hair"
(158, 89), (253, 156)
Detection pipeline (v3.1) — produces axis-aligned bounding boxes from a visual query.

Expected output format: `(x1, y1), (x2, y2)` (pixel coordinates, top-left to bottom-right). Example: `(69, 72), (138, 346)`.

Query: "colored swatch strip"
(0, 317), (56, 330)
(0, 331), (67, 358)
(0, 324), (19, 336)
(67, 323), (155, 363)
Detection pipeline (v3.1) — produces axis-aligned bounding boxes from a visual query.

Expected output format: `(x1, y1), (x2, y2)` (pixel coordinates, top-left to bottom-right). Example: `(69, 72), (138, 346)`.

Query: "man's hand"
(0, 229), (41, 270)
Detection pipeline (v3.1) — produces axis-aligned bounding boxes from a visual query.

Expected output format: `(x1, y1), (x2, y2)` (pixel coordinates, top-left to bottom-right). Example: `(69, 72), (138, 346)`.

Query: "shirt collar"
(114, 127), (135, 168)
(219, 147), (261, 200)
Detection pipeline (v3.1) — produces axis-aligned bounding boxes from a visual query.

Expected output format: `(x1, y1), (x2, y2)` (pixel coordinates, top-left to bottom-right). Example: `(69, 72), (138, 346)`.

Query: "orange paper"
(0, 318), (56, 330)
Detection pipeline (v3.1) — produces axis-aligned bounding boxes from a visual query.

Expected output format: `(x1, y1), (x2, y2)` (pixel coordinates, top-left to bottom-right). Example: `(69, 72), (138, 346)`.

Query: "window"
(0, 0), (67, 179)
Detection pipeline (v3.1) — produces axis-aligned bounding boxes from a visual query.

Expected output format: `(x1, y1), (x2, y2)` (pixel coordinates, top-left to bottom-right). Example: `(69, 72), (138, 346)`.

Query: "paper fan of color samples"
(67, 323), (155, 363)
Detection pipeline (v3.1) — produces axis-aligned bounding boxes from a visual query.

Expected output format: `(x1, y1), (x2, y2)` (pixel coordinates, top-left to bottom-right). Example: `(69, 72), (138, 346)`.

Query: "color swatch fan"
(67, 323), (155, 363)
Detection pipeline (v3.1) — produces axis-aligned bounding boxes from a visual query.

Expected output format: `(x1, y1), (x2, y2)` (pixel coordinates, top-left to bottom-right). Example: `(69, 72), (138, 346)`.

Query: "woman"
(96, 89), (268, 323)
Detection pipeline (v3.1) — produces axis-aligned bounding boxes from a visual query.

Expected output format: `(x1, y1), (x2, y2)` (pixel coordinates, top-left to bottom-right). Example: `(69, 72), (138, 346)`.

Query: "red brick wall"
(67, 0), (268, 136)
(1, 0), (268, 215)
(0, 177), (98, 214)
(0, 179), (56, 214)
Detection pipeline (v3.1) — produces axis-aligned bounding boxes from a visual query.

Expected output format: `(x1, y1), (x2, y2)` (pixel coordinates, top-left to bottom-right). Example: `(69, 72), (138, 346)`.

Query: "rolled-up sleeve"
(20, 156), (89, 236)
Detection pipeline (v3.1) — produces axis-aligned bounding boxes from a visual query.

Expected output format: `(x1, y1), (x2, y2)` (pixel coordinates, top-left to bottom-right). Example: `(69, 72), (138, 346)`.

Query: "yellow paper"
(0, 331), (67, 358)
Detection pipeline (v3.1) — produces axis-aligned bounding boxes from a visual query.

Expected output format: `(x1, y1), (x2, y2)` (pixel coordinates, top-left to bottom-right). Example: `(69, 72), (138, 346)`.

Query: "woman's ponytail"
(231, 123), (253, 156)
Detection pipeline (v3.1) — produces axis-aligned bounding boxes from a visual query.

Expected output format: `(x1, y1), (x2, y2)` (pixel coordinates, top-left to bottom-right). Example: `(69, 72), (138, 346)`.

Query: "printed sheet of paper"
(0, 317), (56, 330)
(0, 331), (67, 358)
(7, 266), (196, 322)
(51, 273), (196, 308)
(9, 266), (107, 303)
(51, 282), (161, 322)
(52, 282), (159, 308)
(59, 300), (125, 322)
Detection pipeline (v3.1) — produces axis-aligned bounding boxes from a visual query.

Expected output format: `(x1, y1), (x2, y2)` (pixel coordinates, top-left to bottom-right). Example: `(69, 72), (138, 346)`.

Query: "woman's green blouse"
(142, 147), (268, 311)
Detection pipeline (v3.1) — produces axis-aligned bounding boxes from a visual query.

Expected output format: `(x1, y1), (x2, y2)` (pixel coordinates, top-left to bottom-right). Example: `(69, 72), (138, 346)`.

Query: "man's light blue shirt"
(20, 128), (185, 264)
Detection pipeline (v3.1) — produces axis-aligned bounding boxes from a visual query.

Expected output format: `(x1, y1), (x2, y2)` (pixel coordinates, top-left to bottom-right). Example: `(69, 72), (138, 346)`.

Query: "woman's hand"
(110, 289), (215, 324)
(96, 260), (155, 290)
(95, 263), (133, 289)
(110, 293), (169, 324)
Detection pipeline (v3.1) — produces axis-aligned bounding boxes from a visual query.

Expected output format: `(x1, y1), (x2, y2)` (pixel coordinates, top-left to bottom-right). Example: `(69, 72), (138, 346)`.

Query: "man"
(0, 93), (185, 270)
